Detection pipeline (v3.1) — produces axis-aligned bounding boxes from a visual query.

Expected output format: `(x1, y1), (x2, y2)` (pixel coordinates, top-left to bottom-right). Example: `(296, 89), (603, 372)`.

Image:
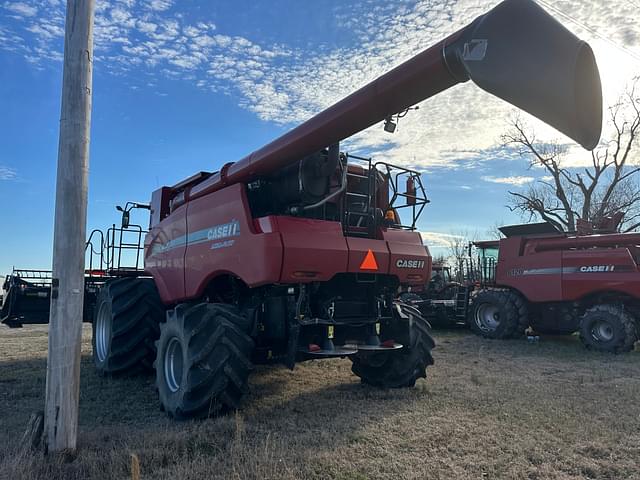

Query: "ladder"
(343, 154), (375, 238)
(455, 287), (470, 319)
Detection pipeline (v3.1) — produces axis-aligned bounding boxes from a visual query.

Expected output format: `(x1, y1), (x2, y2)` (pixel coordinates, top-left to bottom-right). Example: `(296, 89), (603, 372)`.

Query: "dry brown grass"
(0, 325), (639, 479)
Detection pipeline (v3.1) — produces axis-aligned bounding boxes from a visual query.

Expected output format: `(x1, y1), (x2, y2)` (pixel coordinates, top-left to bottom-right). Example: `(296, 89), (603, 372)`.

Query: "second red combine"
(467, 221), (640, 353)
(91, 0), (603, 419)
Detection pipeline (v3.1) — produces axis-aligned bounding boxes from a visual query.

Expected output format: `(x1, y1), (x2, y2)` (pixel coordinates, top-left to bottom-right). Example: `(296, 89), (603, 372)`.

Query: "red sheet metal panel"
(384, 230), (431, 286)
(145, 203), (187, 303)
(346, 237), (390, 276)
(276, 217), (348, 283)
(183, 184), (283, 299)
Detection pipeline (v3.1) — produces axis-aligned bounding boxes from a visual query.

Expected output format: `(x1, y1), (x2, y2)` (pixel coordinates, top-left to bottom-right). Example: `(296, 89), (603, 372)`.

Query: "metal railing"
(105, 224), (146, 273)
(456, 256), (497, 285)
(341, 154), (429, 237)
(84, 224), (147, 275)
(7, 269), (53, 287)
(374, 161), (428, 231)
(85, 229), (105, 274)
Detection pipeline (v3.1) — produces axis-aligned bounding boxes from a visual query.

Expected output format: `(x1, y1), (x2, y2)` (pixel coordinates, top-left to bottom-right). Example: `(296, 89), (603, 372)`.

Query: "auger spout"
(189, 0), (602, 201)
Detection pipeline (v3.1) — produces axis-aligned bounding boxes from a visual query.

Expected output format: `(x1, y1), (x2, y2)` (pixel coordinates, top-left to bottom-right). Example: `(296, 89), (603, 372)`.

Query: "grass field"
(0, 324), (639, 479)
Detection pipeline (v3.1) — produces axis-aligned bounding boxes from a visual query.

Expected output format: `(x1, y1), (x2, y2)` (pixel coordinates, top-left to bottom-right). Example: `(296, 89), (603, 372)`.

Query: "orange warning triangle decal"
(360, 249), (379, 271)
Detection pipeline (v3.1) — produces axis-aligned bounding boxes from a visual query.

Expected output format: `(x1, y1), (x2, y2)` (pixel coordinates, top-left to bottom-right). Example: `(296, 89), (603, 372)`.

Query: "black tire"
(468, 288), (528, 339)
(92, 277), (164, 375)
(155, 303), (254, 419)
(579, 304), (638, 353)
(350, 303), (435, 388)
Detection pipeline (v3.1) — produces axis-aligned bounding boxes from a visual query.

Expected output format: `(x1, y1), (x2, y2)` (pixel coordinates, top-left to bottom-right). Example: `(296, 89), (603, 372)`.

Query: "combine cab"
(467, 222), (640, 352)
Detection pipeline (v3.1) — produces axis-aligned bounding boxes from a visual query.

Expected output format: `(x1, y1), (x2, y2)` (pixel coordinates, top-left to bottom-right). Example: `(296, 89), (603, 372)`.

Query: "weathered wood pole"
(45, 0), (95, 453)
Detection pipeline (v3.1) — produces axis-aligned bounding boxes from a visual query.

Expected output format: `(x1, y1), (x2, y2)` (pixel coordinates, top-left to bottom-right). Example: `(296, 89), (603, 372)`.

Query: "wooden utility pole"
(45, 0), (95, 453)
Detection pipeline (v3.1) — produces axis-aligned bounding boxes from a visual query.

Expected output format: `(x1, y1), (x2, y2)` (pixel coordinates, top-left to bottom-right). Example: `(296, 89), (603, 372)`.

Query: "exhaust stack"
(189, 0), (602, 200)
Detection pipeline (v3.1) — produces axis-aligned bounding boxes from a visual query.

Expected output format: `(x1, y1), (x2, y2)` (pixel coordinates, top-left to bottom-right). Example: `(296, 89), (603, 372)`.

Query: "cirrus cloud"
(0, 166), (17, 181)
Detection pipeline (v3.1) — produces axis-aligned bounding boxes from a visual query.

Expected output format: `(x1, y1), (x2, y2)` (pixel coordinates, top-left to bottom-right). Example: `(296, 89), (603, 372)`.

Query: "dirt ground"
(0, 325), (639, 480)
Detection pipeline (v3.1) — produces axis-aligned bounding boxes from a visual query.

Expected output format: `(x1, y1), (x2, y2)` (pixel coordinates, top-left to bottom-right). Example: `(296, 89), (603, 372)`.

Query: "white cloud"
(137, 20), (158, 34)
(0, 167), (17, 180)
(146, 0), (173, 12)
(419, 231), (464, 248)
(481, 175), (535, 186)
(4, 2), (37, 17)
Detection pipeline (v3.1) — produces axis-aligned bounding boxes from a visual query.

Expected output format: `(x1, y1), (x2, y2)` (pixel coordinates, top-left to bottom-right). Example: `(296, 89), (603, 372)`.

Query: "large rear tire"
(468, 288), (528, 339)
(579, 304), (638, 353)
(155, 303), (254, 419)
(350, 303), (435, 388)
(92, 277), (164, 375)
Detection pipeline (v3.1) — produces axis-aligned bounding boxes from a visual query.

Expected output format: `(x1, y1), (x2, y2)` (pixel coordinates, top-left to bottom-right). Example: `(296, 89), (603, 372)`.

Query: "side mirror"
(405, 177), (416, 205)
(121, 211), (130, 229)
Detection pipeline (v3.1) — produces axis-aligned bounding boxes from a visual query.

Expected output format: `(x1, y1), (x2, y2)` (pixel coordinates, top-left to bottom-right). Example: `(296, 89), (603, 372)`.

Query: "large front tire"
(350, 304), (435, 388)
(155, 303), (254, 419)
(579, 304), (638, 353)
(468, 289), (528, 339)
(92, 278), (164, 375)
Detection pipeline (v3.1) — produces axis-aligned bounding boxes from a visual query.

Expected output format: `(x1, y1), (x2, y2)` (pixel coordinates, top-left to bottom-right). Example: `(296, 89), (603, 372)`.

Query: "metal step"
(347, 342), (403, 351)
(345, 191), (369, 198)
(300, 346), (358, 357)
(346, 172), (368, 179)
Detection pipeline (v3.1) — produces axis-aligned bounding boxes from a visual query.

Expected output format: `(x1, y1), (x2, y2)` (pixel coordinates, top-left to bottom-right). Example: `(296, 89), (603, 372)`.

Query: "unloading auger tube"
(187, 0), (602, 201)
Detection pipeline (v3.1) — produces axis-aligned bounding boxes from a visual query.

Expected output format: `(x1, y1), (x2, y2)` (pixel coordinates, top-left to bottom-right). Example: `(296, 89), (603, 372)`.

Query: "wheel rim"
(591, 319), (614, 343)
(164, 337), (184, 393)
(475, 303), (500, 331)
(95, 302), (111, 363)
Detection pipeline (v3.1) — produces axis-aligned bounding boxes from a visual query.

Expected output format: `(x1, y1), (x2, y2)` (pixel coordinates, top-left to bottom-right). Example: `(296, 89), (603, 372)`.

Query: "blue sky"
(1, 0), (639, 274)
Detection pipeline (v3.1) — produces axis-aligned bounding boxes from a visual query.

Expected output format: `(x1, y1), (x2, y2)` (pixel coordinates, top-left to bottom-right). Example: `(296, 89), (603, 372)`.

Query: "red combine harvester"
(468, 222), (640, 353)
(4, 0), (603, 418)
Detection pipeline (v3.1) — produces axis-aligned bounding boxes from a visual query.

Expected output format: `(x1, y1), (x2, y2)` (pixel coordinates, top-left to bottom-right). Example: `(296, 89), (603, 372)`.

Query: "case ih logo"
(207, 220), (240, 241)
(506, 265), (626, 276)
(579, 265), (615, 273)
(396, 259), (425, 269)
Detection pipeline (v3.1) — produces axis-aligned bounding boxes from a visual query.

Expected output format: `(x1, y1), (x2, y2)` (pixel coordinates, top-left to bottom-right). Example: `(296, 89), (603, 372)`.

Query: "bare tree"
(487, 220), (505, 240)
(503, 77), (640, 233)
(447, 230), (474, 282)
(431, 254), (448, 265)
